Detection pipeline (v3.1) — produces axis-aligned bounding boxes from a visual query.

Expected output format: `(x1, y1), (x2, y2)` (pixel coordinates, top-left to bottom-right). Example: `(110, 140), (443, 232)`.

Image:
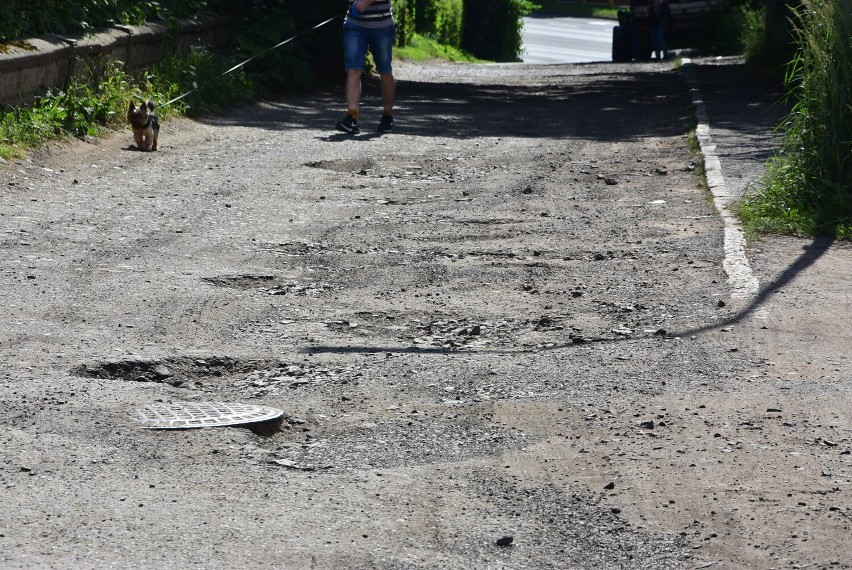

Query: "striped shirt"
(346, 0), (394, 29)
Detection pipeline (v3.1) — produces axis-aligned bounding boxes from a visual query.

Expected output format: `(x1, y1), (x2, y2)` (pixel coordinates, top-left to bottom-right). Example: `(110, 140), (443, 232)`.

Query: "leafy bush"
(724, 2), (789, 64)
(437, 0), (464, 47)
(145, 46), (254, 115)
(739, 4), (766, 62)
(739, 0), (852, 237)
(461, 0), (538, 62)
(393, 0), (416, 46)
(415, 0), (464, 47)
(707, 0), (795, 62)
(0, 0), (228, 42)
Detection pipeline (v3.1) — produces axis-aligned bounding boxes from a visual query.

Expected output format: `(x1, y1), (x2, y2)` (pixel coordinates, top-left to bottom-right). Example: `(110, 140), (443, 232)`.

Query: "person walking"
(648, 0), (670, 61)
(335, 0), (396, 135)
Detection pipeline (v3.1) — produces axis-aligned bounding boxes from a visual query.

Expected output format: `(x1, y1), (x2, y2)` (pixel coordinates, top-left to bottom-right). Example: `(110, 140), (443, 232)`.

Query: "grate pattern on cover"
(136, 401), (284, 429)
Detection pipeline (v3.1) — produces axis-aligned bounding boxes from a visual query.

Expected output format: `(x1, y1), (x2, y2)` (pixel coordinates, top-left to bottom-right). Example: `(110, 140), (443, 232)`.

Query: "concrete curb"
(681, 58), (760, 301)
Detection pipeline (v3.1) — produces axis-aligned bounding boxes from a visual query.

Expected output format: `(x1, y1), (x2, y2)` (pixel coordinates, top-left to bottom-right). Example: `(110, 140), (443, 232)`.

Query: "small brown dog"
(127, 101), (160, 151)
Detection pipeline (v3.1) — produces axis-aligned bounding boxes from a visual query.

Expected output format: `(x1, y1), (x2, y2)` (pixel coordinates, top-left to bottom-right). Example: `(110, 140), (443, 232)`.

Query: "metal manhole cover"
(136, 401), (284, 429)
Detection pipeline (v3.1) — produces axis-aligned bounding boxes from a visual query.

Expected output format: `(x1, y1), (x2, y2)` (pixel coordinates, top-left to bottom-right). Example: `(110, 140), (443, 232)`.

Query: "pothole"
(305, 311), (581, 351)
(305, 158), (377, 173)
(452, 217), (529, 226)
(257, 241), (345, 256)
(202, 274), (333, 295)
(202, 274), (274, 288)
(327, 313), (573, 350)
(72, 356), (274, 389)
(258, 241), (435, 258)
(72, 356), (365, 398)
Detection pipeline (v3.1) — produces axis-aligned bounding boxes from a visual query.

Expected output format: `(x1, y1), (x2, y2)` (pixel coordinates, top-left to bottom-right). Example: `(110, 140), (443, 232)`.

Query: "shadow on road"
(200, 70), (692, 142)
(680, 235), (836, 331)
(695, 60), (788, 164)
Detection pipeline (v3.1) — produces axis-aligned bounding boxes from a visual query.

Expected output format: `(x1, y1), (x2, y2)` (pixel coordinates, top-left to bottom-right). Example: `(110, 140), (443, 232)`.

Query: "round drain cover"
(136, 401), (284, 429)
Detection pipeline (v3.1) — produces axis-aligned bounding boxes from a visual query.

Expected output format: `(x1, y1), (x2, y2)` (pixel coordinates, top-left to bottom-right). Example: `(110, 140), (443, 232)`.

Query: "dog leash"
(161, 13), (342, 108)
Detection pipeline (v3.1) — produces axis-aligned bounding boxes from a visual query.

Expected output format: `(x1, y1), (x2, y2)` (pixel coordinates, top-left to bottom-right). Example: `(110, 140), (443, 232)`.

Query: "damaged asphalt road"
(1, 61), (850, 569)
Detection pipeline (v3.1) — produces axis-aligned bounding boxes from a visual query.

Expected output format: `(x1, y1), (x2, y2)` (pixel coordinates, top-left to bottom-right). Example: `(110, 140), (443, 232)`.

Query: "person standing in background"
(336, 0), (396, 134)
(648, 0), (670, 61)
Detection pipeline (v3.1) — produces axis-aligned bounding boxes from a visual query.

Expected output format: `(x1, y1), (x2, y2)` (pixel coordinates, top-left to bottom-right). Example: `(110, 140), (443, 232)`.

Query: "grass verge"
(395, 33), (485, 63)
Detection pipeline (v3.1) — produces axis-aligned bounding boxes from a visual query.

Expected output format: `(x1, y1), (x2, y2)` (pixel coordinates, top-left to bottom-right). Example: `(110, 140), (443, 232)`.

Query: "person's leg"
(379, 72), (395, 116)
(346, 69), (363, 113)
(371, 24), (396, 131)
(337, 23), (368, 133)
(659, 17), (668, 59)
(650, 24), (660, 59)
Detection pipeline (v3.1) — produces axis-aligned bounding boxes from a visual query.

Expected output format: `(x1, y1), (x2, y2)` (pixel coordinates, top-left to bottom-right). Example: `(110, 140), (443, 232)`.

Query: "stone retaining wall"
(0, 13), (236, 108)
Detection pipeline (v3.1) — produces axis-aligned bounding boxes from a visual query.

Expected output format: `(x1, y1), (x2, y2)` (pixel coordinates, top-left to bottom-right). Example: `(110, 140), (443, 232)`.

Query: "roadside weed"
(0, 48), (253, 160)
(686, 128), (711, 200)
(739, 0), (852, 238)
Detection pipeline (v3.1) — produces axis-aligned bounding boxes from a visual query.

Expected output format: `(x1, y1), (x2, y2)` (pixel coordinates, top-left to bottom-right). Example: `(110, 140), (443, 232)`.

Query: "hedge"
(461, 0), (537, 62)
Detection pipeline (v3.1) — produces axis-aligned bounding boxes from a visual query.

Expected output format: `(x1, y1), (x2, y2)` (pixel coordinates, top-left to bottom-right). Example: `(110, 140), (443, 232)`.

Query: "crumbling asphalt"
(1, 57), (850, 569)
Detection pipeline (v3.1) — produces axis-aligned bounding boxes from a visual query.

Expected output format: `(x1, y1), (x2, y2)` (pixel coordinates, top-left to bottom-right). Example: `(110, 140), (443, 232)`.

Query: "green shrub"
(393, 0), (416, 46)
(415, 0), (464, 47)
(461, 0), (538, 62)
(716, 0), (796, 63)
(438, 0), (464, 47)
(739, 4), (766, 62)
(146, 46), (254, 115)
(739, 0), (852, 238)
(724, 2), (785, 64)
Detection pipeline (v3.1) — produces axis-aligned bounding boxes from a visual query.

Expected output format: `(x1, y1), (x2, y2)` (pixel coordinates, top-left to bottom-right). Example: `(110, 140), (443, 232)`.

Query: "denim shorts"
(343, 21), (395, 74)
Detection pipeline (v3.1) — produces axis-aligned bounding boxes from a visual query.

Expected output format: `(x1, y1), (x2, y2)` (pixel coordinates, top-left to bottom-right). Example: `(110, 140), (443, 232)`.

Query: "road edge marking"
(682, 58), (760, 300)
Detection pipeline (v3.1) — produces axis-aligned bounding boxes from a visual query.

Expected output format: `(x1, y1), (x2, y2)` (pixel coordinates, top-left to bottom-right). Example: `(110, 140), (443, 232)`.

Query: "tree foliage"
(414, 0), (464, 47)
(0, 0), (226, 42)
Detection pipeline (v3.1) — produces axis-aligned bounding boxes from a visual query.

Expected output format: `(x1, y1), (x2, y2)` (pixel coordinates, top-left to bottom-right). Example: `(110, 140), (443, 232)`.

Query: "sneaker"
(336, 114), (360, 134)
(377, 114), (394, 133)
